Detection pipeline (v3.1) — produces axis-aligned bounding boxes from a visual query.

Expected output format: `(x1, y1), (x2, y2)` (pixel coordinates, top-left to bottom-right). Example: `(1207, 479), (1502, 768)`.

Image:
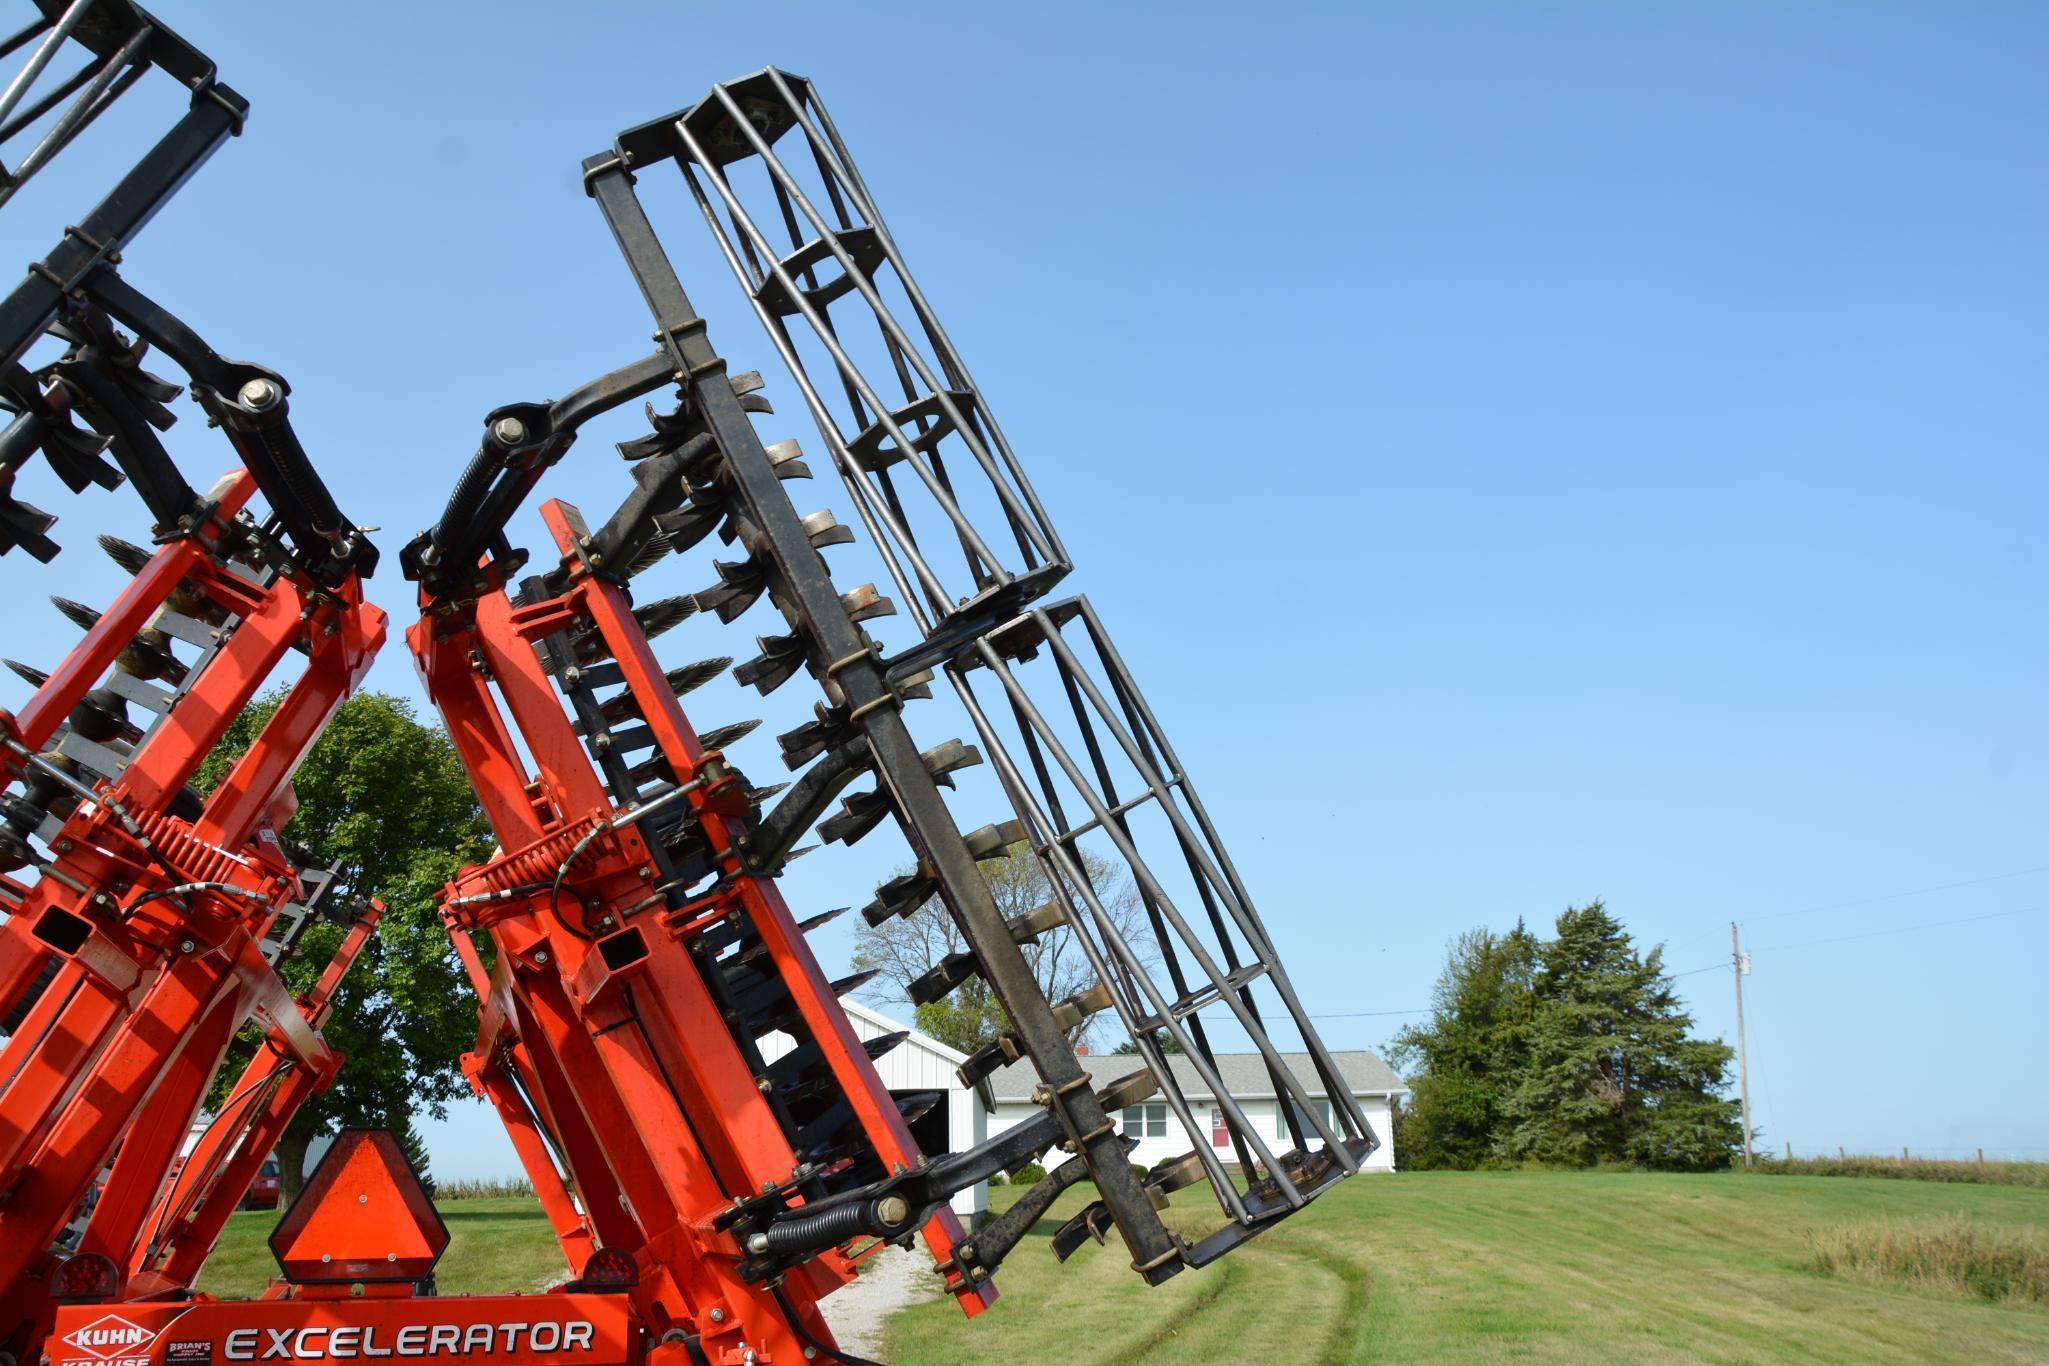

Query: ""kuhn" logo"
(65, 1316), (158, 1361)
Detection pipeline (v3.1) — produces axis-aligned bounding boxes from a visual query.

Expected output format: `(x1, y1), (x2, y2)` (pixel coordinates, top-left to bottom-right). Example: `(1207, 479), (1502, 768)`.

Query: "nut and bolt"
(492, 416), (528, 445)
(707, 1308), (725, 1325)
(745, 1233), (770, 1255)
(876, 1195), (909, 1227)
(533, 950), (550, 965)
(179, 939), (196, 954)
(239, 377), (282, 410)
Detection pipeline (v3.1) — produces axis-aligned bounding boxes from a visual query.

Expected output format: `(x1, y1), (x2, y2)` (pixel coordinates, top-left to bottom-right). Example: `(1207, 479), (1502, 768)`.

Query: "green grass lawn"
(197, 1174), (2049, 1362)
(889, 1171), (2049, 1363)
(196, 1197), (566, 1298)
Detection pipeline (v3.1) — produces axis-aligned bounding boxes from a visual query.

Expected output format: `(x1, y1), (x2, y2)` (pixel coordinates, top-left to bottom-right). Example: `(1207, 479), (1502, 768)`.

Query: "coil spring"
(477, 819), (600, 892)
(762, 1199), (874, 1256)
(135, 810), (243, 885)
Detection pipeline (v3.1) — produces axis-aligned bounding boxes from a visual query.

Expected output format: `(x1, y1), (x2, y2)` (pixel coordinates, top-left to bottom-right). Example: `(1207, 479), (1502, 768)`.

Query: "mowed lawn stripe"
(884, 1171), (2049, 1363)
(191, 1174), (2049, 1361)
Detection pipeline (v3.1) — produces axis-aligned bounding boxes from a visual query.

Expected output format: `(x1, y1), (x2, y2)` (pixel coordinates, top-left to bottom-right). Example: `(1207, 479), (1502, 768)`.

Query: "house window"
(1280, 1097), (1331, 1139)
(1121, 1103), (1168, 1138)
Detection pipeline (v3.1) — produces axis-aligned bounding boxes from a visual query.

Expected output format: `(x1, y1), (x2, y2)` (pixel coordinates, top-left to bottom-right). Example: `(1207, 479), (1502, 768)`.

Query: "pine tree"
(397, 1119), (437, 1198)
(1495, 902), (1740, 1170)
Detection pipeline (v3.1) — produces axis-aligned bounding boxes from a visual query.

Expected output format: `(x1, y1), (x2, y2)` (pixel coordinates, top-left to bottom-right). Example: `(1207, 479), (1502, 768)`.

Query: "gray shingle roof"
(986, 1047), (1405, 1102)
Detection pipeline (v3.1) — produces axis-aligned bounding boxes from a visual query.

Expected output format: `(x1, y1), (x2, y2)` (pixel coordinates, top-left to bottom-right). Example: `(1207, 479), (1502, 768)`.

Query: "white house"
(758, 998), (990, 1219)
(985, 1048), (1406, 1173)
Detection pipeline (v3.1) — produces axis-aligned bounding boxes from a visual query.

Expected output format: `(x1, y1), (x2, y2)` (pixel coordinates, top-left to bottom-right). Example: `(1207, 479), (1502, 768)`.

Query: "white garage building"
(759, 999), (990, 1219)
(984, 1048), (1407, 1174)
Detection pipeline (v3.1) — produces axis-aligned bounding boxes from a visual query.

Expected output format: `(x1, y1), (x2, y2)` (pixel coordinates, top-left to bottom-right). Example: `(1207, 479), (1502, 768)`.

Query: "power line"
(1666, 900), (2049, 982)
(1742, 862), (2049, 925)
(1307, 887), (2049, 1021)
(1301, 1003), (1432, 1019)
(1763, 900), (2049, 953)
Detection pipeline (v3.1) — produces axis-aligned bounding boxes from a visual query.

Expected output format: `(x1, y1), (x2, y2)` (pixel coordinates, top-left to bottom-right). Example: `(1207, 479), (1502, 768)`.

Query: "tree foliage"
(852, 840), (1152, 1053)
(1390, 902), (1740, 1172)
(1385, 922), (1538, 1170)
(197, 691), (492, 1198)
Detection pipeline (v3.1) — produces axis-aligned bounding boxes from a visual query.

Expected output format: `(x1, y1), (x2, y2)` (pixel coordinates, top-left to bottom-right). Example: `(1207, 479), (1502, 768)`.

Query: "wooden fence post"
(1838, 1146), (1846, 1161)
(1903, 1146), (1910, 1162)
(1977, 1148), (1986, 1168)
(1785, 1141), (1792, 1161)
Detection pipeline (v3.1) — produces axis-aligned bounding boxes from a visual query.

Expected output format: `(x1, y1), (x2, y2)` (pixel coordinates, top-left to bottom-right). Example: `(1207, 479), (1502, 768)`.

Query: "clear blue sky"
(4, 2), (2042, 1176)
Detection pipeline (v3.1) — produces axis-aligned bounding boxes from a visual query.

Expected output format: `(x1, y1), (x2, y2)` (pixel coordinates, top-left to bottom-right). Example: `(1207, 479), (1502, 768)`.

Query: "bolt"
(239, 377), (281, 410)
(638, 866), (653, 880)
(492, 416), (528, 445)
(876, 1195), (909, 1227)
(358, 1193), (368, 1204)
(757, 1078), (773, 1094)
(321, 1253), (332, 1264)
(386, 1253), (397, 1262)
(803, 1349), (816, 1361)
(707, 1308), (725, 1324)
(179, 939), (196, 954)
(534, 950), (550, 965)
(55, 839), (71, 853)
(746, 1233), (769, 1254)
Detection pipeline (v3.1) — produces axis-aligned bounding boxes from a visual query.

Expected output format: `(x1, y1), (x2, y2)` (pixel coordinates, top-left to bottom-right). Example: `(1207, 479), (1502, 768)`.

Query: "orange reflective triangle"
(269, 1128), (449, 1282)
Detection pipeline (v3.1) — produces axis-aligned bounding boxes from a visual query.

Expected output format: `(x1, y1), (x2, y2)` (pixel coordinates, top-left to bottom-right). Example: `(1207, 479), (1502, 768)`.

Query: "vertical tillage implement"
(397, 67), (1375, 1360)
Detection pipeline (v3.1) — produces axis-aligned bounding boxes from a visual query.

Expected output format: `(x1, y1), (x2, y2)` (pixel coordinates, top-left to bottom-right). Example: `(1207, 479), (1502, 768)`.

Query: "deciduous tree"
(851, 840), (1152, 1053)
(1386, 923), (1539, 1169)
(198, 691), (492, 1200)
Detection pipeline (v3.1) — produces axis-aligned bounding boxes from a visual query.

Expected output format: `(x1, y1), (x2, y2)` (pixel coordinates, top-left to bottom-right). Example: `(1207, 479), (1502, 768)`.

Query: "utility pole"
(1731, 921), (1754, 1168)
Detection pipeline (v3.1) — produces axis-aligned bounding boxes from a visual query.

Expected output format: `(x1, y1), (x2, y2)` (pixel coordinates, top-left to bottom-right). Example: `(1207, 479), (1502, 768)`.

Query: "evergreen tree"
(1386, 923), (1538, 1169)
(1390, 903), (1741, 1171)
(1495, 902), (1740, 1170)
(396, 1118), (437, 1198)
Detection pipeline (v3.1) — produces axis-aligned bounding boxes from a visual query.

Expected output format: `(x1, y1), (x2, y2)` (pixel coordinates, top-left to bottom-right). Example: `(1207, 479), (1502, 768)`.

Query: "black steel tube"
(0, 88), (243, 369)
(586, 154), (1184, 1281)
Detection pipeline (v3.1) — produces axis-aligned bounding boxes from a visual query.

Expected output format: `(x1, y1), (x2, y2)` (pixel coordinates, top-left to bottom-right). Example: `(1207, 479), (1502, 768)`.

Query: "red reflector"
(579, 1246), (638, 1291)
(53, 1252), (120, 1302)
